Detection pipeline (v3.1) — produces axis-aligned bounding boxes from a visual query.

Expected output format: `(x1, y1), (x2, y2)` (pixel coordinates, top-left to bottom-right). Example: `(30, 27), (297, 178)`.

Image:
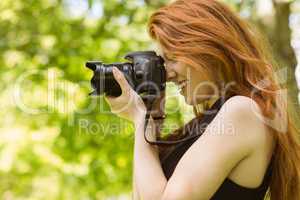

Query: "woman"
(106, 0), (300, 199)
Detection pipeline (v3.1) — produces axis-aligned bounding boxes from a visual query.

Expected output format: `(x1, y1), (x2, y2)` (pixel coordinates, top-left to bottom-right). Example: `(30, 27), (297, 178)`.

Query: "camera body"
(86, 51), (166, 104)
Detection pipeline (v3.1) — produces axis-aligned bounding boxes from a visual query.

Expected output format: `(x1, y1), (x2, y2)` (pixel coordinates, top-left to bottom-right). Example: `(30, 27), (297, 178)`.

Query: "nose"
(166, 70), (177, 82)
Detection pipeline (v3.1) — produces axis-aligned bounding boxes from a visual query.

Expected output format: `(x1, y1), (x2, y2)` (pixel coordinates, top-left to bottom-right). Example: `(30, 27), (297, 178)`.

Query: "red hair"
(148, 0), (300, 199)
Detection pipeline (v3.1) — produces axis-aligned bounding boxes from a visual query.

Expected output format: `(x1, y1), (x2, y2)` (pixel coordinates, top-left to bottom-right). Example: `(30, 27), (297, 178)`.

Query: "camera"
(86, 51), (166, 107)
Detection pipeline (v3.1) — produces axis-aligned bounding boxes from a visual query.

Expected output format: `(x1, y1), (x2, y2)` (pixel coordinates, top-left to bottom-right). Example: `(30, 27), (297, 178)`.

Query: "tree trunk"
(272, 1), (300, 131)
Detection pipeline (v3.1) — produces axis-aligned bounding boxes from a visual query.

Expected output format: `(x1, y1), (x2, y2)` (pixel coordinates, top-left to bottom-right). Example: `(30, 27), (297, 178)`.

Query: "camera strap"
(142, 97), (201, 146)
(142, 94), (229, 146)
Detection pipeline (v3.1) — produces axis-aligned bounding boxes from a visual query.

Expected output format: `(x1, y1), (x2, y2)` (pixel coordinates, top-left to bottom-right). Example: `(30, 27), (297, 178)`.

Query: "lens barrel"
(85, 51), (166, 100)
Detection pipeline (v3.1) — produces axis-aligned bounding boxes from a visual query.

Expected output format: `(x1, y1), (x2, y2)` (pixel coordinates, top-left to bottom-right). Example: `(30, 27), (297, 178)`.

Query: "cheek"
(183, 69), (214, 104)
(190, 72), (212, 92)
(187, 80), (213, 99)
(188, 78), (203, 93)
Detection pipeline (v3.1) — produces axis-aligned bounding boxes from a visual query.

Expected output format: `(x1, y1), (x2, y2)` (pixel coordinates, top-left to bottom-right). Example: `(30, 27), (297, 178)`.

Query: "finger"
(105, 94), (129, 108)
(112, 67), (132, 95)
(105, 95), (114, 102)
(105, 95), (120, 106)
(105, 96), (120, 113)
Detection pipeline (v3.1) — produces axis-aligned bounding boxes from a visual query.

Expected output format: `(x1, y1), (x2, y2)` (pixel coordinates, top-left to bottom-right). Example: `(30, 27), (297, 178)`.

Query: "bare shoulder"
(219, 95), (266, 130)
(220, 95), (263, 118)
(203, 95), (271, 154)
(214, 95), (276, 187)
(163, 95), (274, 198)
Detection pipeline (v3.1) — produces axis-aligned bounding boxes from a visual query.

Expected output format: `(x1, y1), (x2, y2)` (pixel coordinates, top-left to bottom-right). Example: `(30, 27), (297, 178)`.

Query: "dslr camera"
(86, 51), (166, 109)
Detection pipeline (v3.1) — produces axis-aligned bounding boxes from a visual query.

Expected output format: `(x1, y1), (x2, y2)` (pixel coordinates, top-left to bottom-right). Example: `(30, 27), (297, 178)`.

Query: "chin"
(185, 95), (208, 106)
(184, 95), (196, 105)
(185, 99), (193, 105)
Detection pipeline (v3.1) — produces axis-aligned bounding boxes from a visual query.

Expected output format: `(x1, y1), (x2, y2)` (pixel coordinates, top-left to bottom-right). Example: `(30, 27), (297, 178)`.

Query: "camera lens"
(86, 50), (166, 98)
(89, 62), (134, 97)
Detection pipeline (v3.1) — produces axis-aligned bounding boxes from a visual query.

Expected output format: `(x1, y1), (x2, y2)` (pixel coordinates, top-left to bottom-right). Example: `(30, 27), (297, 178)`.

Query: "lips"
(177, 80), (188, 90)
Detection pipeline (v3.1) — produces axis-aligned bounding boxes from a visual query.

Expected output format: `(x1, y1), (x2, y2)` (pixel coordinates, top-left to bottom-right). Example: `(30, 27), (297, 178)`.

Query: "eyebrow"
(160, 52), (168, 58)
(164, 54), (174, 61)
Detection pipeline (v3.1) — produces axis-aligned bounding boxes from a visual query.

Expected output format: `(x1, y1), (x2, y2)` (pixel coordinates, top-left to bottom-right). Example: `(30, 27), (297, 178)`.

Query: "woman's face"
(160, 52), (218, 105)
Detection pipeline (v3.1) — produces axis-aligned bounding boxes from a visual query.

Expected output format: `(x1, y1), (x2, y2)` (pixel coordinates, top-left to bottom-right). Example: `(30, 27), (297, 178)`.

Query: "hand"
(105, 67), (147, 123)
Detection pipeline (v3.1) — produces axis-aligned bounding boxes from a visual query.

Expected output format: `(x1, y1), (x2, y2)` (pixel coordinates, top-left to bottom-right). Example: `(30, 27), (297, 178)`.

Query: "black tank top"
(160, 95), (273, 200)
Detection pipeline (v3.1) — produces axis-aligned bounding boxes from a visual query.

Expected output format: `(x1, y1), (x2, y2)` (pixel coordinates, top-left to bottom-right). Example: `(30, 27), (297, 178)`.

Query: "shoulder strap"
(163, 94), (235, 146)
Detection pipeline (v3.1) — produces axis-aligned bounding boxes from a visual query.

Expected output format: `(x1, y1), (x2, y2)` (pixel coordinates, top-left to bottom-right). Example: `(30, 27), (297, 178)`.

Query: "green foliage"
(0, 0), (192, 199)
(1, 0), (297, 199)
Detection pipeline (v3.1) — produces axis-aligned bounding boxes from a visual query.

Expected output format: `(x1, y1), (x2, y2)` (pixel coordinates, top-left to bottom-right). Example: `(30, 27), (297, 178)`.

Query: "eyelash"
(162, 54), (176, 65)
(166, 59), (175, 65)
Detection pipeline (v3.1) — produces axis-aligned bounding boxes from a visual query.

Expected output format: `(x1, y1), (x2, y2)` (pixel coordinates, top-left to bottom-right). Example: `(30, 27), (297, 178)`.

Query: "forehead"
(153, 42), (176, 61)
(153, 42), (163, 56)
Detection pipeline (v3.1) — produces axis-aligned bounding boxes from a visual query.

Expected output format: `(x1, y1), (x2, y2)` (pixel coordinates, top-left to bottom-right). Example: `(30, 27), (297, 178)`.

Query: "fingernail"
(112, 67), (119, 77)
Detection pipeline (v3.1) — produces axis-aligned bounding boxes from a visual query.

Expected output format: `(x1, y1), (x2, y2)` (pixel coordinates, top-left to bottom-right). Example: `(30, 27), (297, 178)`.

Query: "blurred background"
(0, 0), (299, 199)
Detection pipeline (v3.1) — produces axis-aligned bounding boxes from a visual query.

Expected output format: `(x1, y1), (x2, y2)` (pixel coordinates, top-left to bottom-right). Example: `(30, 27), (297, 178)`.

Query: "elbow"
(139, 180), (198, 200)
(139, 185), (165, 200)
(139, 191), (163, 200)
(161, 181), (193, 200)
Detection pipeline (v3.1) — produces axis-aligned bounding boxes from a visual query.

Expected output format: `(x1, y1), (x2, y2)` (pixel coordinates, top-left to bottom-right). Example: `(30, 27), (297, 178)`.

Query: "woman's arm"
(133, 115), (167, 200)
(133, 168), (140, 200)
(133, 95), (264, 200)
(133, 90), (167, 200)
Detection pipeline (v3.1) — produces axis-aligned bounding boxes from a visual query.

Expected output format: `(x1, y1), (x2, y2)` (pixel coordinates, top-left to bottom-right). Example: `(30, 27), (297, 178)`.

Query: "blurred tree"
(0, 0), (299, 199)
(0, 0), (188, 199)
(238, 0), (300, 131)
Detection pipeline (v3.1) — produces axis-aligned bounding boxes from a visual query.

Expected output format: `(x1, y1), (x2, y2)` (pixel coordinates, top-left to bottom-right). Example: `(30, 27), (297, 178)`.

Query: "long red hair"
(148, 0), (300, 199)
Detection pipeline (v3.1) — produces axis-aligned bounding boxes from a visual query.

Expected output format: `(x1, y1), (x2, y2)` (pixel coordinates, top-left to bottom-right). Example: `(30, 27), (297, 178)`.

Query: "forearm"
(133, 169), (140, 200)
(133, 115), (167, 200)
